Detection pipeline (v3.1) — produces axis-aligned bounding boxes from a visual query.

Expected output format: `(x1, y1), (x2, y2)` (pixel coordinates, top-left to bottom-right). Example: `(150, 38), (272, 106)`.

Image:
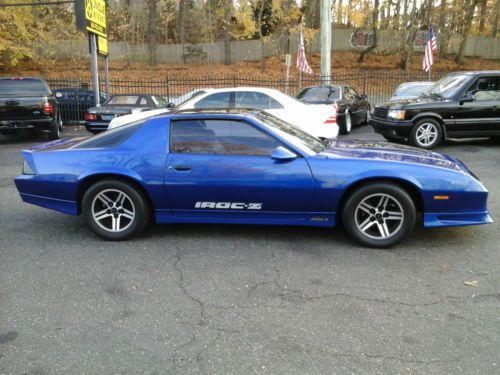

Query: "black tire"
(342, 182), (416, 248)
(82, 179), (150, 240)
(48, 114), (62, 141)
(339, 109), (352, 135)
(409, 118), (443, 149)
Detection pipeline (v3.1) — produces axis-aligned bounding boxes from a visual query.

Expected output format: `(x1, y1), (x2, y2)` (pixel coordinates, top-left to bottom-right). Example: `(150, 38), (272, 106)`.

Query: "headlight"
(387, 109), (406, 120)
(22, 160), (35, 175)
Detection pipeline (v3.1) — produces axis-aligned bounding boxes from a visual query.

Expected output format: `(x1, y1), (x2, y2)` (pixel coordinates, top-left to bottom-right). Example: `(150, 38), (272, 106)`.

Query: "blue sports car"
(14, 109), (492, 248)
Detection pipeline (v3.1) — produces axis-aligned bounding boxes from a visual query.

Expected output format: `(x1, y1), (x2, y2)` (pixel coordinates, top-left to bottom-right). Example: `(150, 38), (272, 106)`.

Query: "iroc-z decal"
(195, 202), (262, 210)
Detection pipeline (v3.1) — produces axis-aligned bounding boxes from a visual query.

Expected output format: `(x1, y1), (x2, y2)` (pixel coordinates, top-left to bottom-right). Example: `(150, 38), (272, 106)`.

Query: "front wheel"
(82, 179), (150, 240)
(342, 183), (416, 248)
(409, 118), (443, 149)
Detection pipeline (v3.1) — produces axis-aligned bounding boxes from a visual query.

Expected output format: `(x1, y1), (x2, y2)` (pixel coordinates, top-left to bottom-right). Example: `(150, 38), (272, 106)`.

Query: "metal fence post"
(166, 76), (170, 101)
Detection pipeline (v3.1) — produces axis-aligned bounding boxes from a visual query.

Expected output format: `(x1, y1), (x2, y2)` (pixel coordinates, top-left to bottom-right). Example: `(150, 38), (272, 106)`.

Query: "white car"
(110, 87), (338, 139)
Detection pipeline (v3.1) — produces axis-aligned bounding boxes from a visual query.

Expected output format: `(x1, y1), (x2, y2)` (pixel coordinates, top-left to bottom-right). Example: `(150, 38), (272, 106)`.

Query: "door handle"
(174, 165), (192, 171)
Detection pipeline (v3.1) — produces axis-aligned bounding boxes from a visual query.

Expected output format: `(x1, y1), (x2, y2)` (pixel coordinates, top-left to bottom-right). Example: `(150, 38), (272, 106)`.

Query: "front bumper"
(424, 211), (493, 228)
(369, 117), (413, 139)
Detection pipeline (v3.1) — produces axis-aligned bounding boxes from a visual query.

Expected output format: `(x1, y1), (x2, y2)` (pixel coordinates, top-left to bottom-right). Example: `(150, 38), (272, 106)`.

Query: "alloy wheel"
(415, 122), (438, 147)
(354, 193), (404, 240)
(91, 189), (135, 233)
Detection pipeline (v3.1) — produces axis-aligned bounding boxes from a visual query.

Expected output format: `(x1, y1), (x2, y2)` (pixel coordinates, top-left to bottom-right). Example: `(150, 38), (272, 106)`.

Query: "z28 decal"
(195, 202), (262, 210)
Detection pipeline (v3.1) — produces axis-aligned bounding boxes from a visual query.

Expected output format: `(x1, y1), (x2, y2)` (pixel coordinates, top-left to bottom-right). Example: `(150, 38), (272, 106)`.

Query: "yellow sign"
(85, 0), (107, 37)
(97, 35), (108, 56)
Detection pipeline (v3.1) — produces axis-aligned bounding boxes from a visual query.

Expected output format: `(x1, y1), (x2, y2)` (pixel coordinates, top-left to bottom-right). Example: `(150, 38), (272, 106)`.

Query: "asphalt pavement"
(0, 125), (499, 374)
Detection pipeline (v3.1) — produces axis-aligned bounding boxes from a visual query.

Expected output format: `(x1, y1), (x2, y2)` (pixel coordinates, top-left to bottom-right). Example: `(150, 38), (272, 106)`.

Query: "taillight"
(43, 102), (54, 114)
(85, 113), (97, 121)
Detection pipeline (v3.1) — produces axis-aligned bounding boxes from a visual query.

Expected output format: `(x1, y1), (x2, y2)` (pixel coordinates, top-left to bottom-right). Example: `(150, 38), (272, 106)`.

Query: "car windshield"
(424, 74), (470, 98)
(0, 78), (50, 95)
(106, 95), (139, 105)
(252, 111), (324, 154)
(396, 84), (432, 97)
(297, 87), (341, 102)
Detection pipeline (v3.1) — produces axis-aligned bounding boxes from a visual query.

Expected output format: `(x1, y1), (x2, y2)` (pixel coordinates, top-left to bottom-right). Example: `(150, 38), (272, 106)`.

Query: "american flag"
(297, 31), (314, 75)
(423, 25), (437, 72)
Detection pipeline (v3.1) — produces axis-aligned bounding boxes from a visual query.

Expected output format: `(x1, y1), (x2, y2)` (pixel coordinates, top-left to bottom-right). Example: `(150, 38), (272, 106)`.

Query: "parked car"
(14, 109), (491, 248)
(174, 87), (338, 139)
(84, 94), (167, 133)
(389, 82), (434, 101)
(296, 85), (370, 135)
(0, 77), (62, 140)
(53, 88), (107, 125)
(110, 87), (338, 139)
(370, 71), (500, 148)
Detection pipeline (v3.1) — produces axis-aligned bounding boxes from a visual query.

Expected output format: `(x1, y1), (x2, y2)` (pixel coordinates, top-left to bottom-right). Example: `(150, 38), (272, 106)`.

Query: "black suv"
(370, 71), (500, 148)
(0, 77), (62, 140)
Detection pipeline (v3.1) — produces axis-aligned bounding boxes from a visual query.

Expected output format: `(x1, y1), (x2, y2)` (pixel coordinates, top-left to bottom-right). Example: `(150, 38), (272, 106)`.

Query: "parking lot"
(0, 125), (499, 374)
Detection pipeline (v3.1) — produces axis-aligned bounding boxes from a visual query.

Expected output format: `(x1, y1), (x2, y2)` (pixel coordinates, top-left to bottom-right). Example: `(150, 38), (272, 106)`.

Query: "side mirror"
(359, 94), (368, 100)
(166, 102), (176, 109)
(460, 93), (474, 104)
(271, 146), (297, 161)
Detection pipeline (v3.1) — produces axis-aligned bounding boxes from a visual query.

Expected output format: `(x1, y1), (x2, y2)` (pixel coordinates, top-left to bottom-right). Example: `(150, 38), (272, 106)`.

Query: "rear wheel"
(342, 182), (416, 248)
(339, 110), (352, 135)
(48, 114), (62, 141)
(82, 179), (150, 240)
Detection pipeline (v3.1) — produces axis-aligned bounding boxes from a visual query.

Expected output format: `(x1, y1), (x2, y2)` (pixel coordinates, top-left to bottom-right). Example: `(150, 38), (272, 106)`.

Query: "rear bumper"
(18, 192), (78, 215)
(0, 118), (53, 131)
(84, 121), (110, 132)
(370, 117), (412, 139)
(423, 211), (493, 228)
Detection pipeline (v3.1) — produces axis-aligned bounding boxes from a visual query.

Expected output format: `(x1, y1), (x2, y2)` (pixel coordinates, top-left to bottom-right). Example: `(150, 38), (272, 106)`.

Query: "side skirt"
(155, 210), (336, 227)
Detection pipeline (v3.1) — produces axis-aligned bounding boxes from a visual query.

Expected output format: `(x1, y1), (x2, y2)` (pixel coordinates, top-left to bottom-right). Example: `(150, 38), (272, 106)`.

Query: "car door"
(165, 118), (315, 220)
(454, 75), (500, 135)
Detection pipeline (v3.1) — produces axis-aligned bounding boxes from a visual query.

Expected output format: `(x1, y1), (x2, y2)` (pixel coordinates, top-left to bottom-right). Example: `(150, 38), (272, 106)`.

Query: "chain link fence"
(47, 70), (446, 124)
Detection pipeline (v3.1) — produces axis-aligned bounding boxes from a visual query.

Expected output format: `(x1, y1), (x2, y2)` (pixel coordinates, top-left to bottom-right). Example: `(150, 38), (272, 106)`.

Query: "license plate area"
(101, 115), (116, 121)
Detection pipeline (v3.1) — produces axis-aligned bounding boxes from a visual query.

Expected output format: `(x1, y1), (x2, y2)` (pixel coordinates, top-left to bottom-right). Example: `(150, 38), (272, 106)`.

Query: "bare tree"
(437, 0), (448, 58)
(357, 0), (379, 62)
(455, 0), (480, 64)
(478, 0), (487, 34)
(223, 0), (232, 65)
(178, 0), (187, 44)
(494, 0), (500, 37)
(147, 0), (157, 66)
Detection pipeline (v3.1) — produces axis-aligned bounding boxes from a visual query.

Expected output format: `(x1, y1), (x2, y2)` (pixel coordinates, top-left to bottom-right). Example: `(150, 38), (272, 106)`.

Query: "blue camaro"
(14, 109), (492, 248)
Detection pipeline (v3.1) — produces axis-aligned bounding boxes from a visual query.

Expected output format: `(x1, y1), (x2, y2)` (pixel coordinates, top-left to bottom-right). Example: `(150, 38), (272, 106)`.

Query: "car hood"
(379, 95), (444, 108)
(318, 139), (464, 172)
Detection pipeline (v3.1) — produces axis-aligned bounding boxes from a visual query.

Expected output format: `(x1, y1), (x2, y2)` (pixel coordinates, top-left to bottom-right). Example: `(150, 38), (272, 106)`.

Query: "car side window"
(171, 119), (282, 156)
(234, 91), (284, 110)
(194, 92), (231, 108)
(139, 97), (148, 105)
(349, 86), (359, 98)
(467, 76), (500, 101)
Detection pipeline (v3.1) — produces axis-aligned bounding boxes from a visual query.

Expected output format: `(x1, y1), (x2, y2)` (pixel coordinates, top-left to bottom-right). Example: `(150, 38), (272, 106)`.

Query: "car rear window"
(297, 87), (340, 102)
(0, 78), (50, 95)
(73, 120), (145, 149)
(106, 95), (139, 105)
